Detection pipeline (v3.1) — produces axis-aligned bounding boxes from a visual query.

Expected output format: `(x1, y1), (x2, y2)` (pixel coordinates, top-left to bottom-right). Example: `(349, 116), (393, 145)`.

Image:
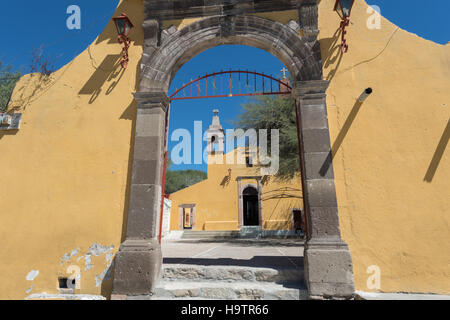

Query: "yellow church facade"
(169, 110), (305, 233)
(169, 150), (304, 233)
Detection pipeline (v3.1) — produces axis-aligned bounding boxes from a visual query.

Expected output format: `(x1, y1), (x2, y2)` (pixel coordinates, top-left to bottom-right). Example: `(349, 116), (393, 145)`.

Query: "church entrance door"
(243, 187), (259, 226)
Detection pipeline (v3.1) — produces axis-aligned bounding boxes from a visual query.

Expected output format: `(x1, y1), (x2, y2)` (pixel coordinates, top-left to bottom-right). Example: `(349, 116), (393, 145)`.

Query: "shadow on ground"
(163, 256), (304, 269)
(168, 239), (305, 247)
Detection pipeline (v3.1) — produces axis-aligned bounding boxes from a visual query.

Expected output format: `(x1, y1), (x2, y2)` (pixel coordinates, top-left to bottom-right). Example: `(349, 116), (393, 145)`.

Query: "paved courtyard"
(161, 238), (305, 269)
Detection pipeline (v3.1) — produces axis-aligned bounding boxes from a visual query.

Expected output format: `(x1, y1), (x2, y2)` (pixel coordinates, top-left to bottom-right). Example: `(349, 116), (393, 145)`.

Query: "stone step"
(25, 294), (106, 300)
(181, 231), (240, 239)
(152, 280), (308, 300)
(180, 230), (305, 240)
(162, 264), (304, 283)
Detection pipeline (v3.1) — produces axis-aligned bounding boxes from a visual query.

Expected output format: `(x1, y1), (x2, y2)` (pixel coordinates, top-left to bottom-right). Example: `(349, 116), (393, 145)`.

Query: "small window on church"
(246, 156), (253, 167)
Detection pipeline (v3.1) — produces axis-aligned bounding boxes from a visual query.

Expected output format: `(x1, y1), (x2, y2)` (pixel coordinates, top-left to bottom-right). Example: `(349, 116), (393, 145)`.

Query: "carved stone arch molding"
(112, 0), (355, 300)
(139, 14), (323, 93)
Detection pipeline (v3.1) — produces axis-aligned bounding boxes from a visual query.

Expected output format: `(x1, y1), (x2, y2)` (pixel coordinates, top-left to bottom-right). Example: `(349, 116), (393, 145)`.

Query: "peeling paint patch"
(95, 262), (114, 287)
(84, 243), (114, 271)
(25, 270), (39, 294)
(106, 252), (114, 265)
(57, 243), (115, 287)
(26, 284), (33, 294)
(61, 253), (71, 262)
(88, 243), (114, 256)
(70, 248), (80, 257)
(26, 270), (39, 281)
(85, 255), (93, 271)
(60, 247), (80, 265)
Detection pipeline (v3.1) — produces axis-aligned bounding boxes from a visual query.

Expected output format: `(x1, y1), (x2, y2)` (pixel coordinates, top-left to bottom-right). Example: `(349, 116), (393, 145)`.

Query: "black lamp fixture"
(334, 0), (355, 53)
(112, 13), (134, 68)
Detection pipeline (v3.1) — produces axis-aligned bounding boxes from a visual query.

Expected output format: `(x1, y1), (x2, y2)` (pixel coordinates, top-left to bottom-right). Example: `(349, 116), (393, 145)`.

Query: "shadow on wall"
(220, 170), (232, 187)
(424, 118), (450, 182)
(320, 27), (344, 81)
(100, 264), (114, 299)
(78, 0), (144, 103)
(320, 100), (364, 177)
(95, 0), (144, 299)
(119, 100), (138, 244)
(262, 187), (302, 201)
(0, 130), (19, 140)
(101, 99), (138, 301)
(262, 187), (302, 229)
(78, 53), (125, 104)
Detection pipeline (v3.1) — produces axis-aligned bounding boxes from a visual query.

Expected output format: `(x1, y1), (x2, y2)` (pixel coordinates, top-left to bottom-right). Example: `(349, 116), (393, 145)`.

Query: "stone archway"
(139, 14), (322, 93)
(112, 0), (355, 300)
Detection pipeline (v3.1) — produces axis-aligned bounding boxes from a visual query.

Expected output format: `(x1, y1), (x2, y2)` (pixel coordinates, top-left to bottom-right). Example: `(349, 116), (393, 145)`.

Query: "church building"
(168, 110), (305, 234)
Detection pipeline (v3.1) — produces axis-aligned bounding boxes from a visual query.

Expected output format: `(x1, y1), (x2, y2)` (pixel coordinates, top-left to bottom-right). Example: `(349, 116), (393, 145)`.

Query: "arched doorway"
(242, 186), (259, 226)
(112, 0), (355, 300)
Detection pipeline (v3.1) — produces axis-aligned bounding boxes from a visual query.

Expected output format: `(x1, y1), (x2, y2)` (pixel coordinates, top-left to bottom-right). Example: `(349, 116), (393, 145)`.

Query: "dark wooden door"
(243, 187), (259, 226)
(293, 209), (304, 231)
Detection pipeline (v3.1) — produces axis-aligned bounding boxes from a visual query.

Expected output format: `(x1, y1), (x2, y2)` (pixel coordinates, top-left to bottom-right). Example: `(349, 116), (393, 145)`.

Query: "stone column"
(112, 92), (169, 297)
(293, 80), (355, 299)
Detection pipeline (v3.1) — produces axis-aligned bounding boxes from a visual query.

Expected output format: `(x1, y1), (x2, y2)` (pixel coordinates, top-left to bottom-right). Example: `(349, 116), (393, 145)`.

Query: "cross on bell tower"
(281, 67), (288, 79)
(279, 68), (291, 97)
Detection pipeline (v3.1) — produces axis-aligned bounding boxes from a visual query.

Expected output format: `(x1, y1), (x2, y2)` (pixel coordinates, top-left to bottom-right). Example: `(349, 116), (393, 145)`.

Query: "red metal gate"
(170, 70), (291, 101)
(158, 70), (294, 243)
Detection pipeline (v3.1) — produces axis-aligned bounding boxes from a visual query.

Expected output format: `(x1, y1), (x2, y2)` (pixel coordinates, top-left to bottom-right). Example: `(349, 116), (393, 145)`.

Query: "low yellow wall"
(204, 221), (239, 231)
(0, 0), (144, 299)
(319, 0), (450, 294)
(264, 220), (291, 230)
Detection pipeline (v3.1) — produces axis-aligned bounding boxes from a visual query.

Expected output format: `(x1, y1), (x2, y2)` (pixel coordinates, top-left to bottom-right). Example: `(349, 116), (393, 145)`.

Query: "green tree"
(164, 155), (207, 194)
(165, 169), (207, 194)
(234, 96), (300, 179)
(0, 61), (21, 113)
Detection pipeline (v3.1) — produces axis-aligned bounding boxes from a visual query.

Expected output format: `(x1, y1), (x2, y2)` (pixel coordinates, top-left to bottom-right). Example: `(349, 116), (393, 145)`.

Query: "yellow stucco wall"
(319, 0), (450, 294)
(0, 0), (448, 299)
(168, 148), (303, 231)
(0, 0), (144, 299)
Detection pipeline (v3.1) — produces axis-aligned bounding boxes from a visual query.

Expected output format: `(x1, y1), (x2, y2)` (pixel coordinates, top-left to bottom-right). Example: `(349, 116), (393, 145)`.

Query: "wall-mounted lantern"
(112, 13), (134, 69)
(334, 0), (355, 53)
(0, 113), (22, 130)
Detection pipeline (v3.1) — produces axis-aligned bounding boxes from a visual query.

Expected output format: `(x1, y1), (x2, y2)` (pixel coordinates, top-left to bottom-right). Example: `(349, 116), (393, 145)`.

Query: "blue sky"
(168, 45), (285, 172)
(1, 0), (448, 172)
(1, 1), (119, 74)
(1, 0), (448, 73)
